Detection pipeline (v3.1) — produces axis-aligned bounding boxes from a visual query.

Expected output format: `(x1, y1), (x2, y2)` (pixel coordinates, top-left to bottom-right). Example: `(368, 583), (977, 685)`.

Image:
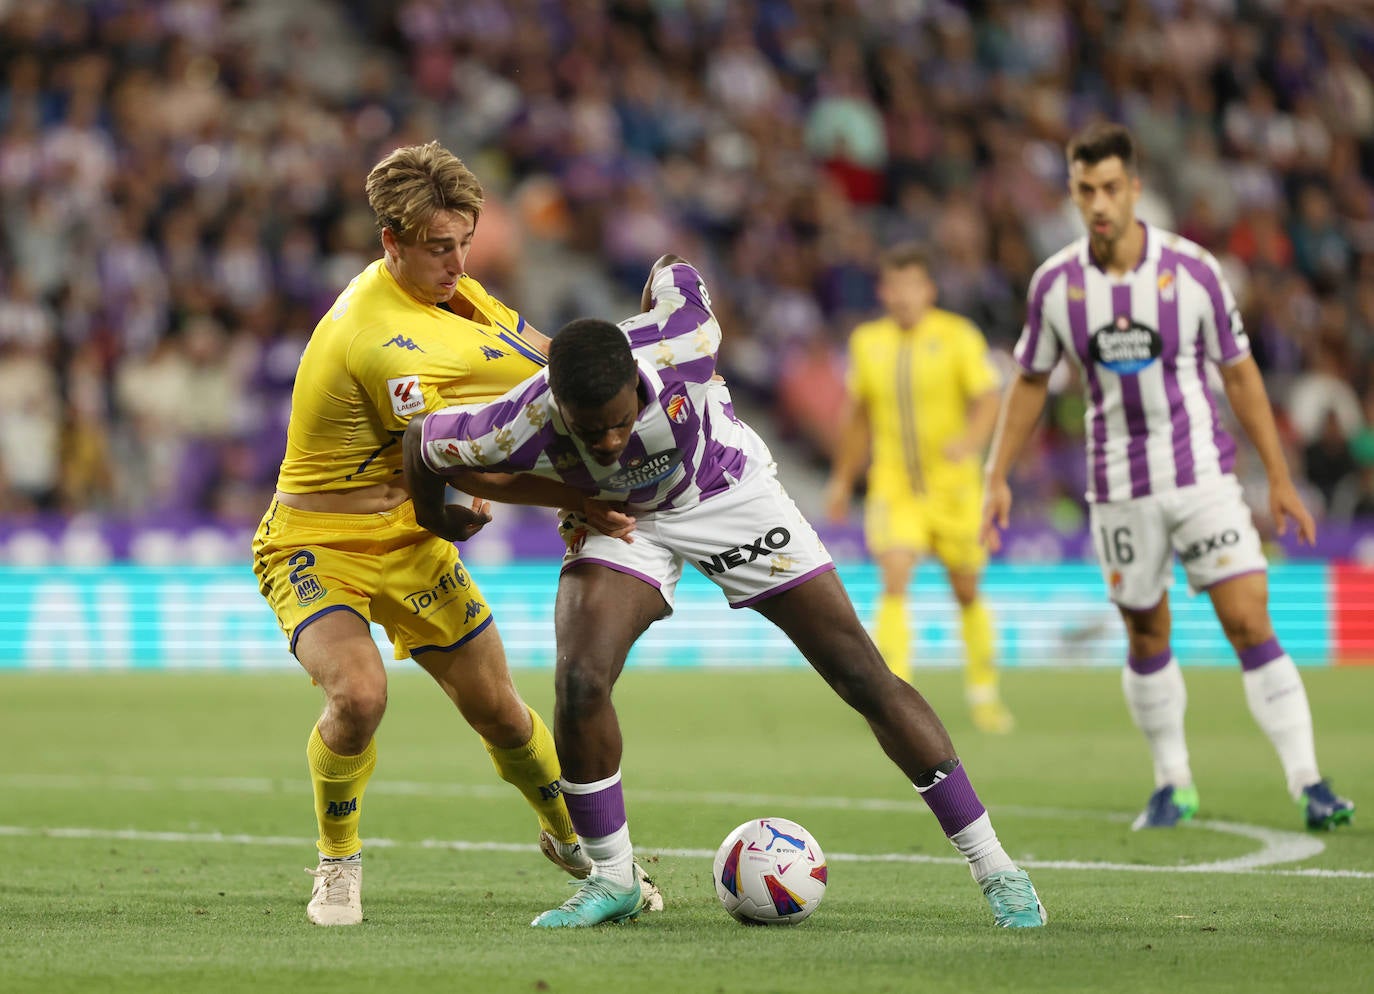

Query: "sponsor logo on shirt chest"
(1089, 316), (1161, 375)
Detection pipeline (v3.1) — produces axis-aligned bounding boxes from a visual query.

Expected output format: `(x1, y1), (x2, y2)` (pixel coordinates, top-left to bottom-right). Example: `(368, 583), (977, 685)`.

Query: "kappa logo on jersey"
(383, 334), (424, 352)
(666, 394), (690, 424)
(698, 527), (792, 575)
(601, 448), (683, 491)
(387, 375), (425, 417)
(479, 345), (506, 361)
(1089, 316), (1161, 375)
(1179, 528), (1240, 564)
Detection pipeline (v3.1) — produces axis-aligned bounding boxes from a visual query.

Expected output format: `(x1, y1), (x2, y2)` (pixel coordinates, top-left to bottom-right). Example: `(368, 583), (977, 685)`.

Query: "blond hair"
(364, 140), (483, 242)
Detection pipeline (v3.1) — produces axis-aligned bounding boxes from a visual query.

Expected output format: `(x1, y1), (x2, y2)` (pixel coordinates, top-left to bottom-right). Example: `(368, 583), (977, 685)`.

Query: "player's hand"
(582, 497), (636, 543)
(823, 478), (851, 523)
(980, 477), (1012, 553)
(1269, 477), (1316, 545)
(440, 496), (493, 542)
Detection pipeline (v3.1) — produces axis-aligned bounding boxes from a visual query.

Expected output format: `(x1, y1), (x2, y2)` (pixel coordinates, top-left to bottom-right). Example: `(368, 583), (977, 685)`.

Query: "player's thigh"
(293, 608), (389, 706)
(928, 489), (987, 579)
(555, 561), (667, 683)
(666, 471), (836, 608)
(369, 534), (495, 661)
(864, 489), (931, 559)
(412, 619), (530, 743)
(1168, 477), (1268, 595)
(1088, 496), (1172, 610)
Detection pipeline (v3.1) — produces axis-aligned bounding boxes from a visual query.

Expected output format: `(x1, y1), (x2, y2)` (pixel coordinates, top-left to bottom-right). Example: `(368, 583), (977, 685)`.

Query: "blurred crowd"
(3, 0), (1374, 531)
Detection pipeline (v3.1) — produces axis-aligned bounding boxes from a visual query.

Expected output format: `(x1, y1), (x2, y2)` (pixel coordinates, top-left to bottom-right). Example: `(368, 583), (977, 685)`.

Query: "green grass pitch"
(1, 665), (1370, 994)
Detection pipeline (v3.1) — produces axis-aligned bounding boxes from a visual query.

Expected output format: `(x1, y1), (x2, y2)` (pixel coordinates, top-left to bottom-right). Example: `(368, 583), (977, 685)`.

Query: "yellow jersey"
(276, 259), (546, 493)
(846, 308), (1000, 498)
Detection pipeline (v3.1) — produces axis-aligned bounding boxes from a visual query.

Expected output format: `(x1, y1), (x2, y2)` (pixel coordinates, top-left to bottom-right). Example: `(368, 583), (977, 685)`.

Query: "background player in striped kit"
(825, 244), (1011, 734)
(404, 254), (1047, 929)
(981, 123), (1354, 831)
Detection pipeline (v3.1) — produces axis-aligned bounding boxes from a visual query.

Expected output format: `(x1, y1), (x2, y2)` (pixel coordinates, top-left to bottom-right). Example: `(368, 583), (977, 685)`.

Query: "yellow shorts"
(863, 485), (986, 573)
(252, 499), (492, 660)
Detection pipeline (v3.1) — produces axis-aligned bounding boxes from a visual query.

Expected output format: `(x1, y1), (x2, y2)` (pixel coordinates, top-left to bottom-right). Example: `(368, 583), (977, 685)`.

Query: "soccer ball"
(713, 817), (828, 925)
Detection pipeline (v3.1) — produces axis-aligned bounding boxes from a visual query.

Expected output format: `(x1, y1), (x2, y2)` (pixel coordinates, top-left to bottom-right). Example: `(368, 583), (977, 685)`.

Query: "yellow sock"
(307, 723), (376, 858)
(876, 593), (911, 682)
(484, 707), (577, 844)
(960, 598), (998, 695)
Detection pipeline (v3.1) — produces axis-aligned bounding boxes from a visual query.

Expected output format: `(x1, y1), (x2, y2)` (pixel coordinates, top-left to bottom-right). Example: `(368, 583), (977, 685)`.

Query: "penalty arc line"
(0, 773), (1357, 878)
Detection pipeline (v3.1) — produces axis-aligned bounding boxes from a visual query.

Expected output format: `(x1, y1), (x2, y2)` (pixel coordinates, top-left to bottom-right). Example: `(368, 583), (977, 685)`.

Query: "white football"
(713, 817), (828, 925)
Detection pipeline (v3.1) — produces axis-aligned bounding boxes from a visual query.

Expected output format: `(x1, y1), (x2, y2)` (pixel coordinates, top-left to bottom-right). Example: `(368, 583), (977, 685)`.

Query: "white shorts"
(558, 469), (835, 616)
(1087, 475), (1267, 610)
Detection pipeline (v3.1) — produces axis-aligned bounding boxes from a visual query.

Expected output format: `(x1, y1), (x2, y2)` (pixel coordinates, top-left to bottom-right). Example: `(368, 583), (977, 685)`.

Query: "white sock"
(949, 812), (1015, 883)
(1122, 658), (1193, 789)
(1242, 654), (1320, 799)
(578, 824), (635, 889)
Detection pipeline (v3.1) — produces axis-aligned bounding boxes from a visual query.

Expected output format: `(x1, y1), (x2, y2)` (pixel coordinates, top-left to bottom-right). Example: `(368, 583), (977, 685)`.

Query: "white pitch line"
(0, 824), (1368, 880)
(0, 772), (1357, 878)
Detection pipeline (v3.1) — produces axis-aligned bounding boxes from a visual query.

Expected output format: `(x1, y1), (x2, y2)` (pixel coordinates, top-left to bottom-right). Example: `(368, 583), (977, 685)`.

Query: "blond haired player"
(825, 245), (1011, 733)
(252, 141), (657, 925)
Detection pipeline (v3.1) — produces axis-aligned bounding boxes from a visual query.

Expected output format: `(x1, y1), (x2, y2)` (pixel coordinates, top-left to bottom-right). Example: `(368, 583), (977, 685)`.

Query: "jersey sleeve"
(419, 374), (554, 476)
(957, 320), (1001, 397)
(1187, 251), (1250, 365)
(346, 325), (468, 433)
(622, 262), (721, 384)
(1013, 262), (1065, 374)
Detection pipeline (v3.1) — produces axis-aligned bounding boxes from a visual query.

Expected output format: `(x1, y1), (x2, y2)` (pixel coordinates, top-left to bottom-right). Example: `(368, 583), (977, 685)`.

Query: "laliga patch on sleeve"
(387, 375), (425, 417)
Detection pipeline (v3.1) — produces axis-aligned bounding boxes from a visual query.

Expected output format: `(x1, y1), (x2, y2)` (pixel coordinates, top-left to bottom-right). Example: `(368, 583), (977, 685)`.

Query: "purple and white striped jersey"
(1013, 223), (1248, 504)
(419, 262), (772, 511)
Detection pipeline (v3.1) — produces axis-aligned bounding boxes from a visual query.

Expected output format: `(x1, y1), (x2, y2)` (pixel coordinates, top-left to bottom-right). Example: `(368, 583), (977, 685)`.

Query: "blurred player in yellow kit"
(252, 141), (657, 925)
(825, 244), (1011, 733)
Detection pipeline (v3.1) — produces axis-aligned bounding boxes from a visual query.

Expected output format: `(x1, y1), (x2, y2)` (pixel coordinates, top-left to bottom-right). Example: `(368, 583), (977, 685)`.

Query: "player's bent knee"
(555, 663), (615, 712)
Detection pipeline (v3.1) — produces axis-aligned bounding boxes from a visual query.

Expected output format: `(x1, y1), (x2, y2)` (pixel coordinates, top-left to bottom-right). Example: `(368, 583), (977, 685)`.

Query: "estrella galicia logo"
(326, 797), (358, 818)
(1179, 529), (1239, 564)
(479, 345), (506, 361)
(383, 334), (424, 352)
(1089, 316), (1161, 375)
(403, 564), (470, 615)
(602, 448), (683, 490)
(698, 527), (791, 575)
(287, 550), (326, 605)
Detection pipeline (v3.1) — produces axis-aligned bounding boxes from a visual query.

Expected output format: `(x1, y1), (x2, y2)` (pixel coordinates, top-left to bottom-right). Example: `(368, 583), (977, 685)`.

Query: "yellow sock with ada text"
(308, 723), (376, 858)
(485, 706), (578, 844)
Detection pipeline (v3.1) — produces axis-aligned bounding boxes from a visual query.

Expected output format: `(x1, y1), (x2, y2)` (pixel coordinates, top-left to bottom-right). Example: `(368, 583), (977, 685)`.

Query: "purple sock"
(562, 779), (628, 838)
(1238, 637), (1283, 672)
(920, 763), (988, 837)
(1127, 648), (1172, 675)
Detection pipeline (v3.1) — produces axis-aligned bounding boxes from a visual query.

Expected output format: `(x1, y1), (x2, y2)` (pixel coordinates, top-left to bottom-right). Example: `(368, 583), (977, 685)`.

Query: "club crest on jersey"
(386, 375), (425, 417)
(1089, 316), (1161, 375)
(666, 394), (690, 424)
(1157, 270), (1176, 302)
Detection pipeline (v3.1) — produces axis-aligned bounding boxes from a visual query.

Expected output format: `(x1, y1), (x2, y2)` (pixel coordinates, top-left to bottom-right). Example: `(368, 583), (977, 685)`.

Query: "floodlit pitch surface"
(1, 667), (1369, 994)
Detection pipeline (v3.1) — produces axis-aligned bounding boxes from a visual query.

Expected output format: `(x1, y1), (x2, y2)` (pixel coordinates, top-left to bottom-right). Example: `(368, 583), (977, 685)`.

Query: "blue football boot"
(1300, 780), (1354, 831)
(1131, 784), (1200, 830)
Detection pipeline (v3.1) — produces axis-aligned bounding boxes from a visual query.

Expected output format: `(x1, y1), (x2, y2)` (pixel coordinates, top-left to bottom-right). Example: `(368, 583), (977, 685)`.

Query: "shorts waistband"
(263, 498), (419, 532)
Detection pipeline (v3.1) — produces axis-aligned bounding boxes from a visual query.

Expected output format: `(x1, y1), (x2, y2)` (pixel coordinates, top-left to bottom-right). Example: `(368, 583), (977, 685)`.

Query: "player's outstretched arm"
(980, 370), (1051, 552)
(1218, 356), (1317, 544)
(402, 417), (493, 542)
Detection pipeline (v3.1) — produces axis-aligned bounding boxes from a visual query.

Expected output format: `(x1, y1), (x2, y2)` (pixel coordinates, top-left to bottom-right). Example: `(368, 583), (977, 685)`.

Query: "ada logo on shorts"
(287, 550), (327, 606)
(1089, 316), (1161, 375)
(387, 375), (425, 417)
